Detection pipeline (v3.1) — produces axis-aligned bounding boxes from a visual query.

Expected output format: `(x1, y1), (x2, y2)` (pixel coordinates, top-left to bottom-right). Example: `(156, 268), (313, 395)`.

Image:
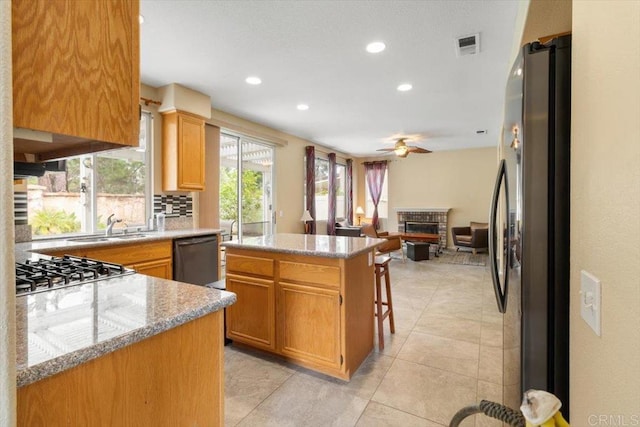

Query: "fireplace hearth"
(396, 208), (451, 249)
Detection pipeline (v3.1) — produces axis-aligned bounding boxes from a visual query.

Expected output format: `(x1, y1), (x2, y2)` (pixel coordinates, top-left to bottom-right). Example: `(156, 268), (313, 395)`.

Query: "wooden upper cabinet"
(162, 111), (206, 192)
(12, 0), (140, 160)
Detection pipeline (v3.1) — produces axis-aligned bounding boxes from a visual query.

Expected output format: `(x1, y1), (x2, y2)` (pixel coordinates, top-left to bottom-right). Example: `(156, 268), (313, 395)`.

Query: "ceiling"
(140, 1), (522, 157)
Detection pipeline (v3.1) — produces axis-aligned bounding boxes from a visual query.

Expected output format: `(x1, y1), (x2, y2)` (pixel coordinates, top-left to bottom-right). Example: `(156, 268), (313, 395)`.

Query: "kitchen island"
(222, 233), (383, 380)
(14, 229), (235, 426)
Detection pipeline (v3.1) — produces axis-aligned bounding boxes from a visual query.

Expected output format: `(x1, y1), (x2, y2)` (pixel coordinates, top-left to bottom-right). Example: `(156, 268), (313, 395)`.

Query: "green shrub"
(31, 209), (81, 235)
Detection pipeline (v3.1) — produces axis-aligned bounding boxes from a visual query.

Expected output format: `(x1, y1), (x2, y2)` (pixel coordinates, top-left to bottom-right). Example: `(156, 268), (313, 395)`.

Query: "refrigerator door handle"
(489, 159), (509, 313)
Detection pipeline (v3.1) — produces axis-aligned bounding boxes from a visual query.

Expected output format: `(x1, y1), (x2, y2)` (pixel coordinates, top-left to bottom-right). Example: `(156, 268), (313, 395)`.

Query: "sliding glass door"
(220, 133), (274, 239)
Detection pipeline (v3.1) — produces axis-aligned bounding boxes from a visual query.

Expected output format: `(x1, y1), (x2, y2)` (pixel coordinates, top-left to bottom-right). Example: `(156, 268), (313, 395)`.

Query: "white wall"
(1, 1), (17, 425)
(570, 1), (640, 423)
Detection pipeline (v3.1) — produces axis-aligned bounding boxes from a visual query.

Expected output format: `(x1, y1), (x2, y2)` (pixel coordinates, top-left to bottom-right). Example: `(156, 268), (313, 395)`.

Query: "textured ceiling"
(140, 1), (522, 156)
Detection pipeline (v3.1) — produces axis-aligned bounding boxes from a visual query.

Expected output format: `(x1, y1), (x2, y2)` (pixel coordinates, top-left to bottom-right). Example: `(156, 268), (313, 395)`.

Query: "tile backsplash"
(153, 194), (193, 218)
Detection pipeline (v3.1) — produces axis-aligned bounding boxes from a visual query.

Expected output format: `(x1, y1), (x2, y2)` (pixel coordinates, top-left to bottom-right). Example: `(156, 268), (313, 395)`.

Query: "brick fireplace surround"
(396, 208), (451, 249)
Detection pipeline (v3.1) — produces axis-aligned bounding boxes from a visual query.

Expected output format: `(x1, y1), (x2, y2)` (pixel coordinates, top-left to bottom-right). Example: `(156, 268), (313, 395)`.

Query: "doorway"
(220, 132), (275, 239)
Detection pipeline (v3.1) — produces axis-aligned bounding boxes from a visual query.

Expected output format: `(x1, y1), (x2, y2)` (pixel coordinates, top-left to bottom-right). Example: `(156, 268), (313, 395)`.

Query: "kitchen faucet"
(106, 214), (122, 236)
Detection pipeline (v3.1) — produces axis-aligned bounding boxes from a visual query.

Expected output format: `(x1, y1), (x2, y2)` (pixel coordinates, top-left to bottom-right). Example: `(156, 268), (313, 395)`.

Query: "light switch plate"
(580, 270), (601, 336)
(166, 204), (173, 214)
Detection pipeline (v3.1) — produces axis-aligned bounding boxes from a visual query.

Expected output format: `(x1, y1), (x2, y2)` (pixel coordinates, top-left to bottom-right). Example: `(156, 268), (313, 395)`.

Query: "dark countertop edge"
(17, 290), (237, 388)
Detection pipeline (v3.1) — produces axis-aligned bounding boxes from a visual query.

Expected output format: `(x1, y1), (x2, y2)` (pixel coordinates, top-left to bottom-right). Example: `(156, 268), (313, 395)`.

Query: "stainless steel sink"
(68, 236), (109, 243)
(111, 233), (148, 239)
(67, 233), (148, 243)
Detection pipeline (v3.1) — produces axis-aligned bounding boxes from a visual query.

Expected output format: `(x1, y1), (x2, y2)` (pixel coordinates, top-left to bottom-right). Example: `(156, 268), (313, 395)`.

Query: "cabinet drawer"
(84, 240), (172, 265)
(279, 261), (341, 288)
(226, 254), (274, 278)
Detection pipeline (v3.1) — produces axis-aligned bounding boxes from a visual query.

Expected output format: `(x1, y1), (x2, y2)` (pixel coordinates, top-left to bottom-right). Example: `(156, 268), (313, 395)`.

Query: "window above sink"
(27, 112), (154, 240)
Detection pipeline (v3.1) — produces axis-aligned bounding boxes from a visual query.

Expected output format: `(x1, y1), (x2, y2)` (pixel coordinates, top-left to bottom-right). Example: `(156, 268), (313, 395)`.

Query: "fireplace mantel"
(395, 208), (451, 213)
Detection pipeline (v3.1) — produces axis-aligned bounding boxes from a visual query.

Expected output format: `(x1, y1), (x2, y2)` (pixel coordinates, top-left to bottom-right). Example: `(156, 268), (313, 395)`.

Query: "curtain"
(346, 159), (353, 225)
(305, 146), (316, 234)
(364, 160), (387, 229)
(327, 153), (337, 235)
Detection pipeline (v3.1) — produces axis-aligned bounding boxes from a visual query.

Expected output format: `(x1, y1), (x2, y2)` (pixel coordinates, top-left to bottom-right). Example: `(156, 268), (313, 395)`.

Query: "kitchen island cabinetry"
(223, 234), (382, 380)
(162, 110), (206, 191)
(18, 311), (224, 426)
(15, 272), (236, 426)
(12, 0), (140, 160)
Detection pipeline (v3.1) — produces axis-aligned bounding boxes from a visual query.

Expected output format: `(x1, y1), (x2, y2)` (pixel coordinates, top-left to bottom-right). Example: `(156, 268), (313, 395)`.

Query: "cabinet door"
(279, 282), (341, 370)
(132, 258), (172, 280)
(162, 111), (205, 192)
(225, 274), (275, 351)
(12, 0), (139, 147)
(177, 113), (205, 190)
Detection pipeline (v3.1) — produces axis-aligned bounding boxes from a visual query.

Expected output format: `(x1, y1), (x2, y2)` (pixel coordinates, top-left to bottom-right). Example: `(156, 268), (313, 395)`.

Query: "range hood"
(14, 160), (66, 178)
(13, 128), (130, 163)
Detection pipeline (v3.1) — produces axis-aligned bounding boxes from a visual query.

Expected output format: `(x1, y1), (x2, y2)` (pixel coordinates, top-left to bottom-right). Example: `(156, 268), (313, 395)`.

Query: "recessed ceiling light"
(366, 41), (386, 54)
(138, 14), (144, 24)
(245, 76), (262, 85)
(397, 83), (413, 92)
(297, 104), (309, 111)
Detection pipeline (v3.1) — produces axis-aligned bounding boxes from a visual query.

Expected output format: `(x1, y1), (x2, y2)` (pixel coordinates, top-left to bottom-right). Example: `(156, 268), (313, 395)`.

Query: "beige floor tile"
(298, 352), (395, 400)
(237, 373), (369, 427)
(355, 401), (442, 427)
(414, 312), (482, 344)
(372, 359), (477, 426)
(424, 300), (483, 322)
(224, 347), (295, 426)
(397, 331), (480, 377)
(478, 345), (503, 385)
(480, 322), (503, 348)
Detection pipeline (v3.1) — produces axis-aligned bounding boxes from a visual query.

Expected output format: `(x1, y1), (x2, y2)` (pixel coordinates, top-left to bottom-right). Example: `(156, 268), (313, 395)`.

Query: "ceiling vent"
(456, 33), (480, 57)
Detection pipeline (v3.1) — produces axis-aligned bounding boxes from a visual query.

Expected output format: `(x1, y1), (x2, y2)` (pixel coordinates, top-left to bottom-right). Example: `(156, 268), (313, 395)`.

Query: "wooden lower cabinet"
(131, 258), (173, 279)
(279, 282), (341, 370)
(18, 311), (225, 426)
(224, 247), (374, 380)
(225, 273), (275, 351)
(43, 240), (173, 280)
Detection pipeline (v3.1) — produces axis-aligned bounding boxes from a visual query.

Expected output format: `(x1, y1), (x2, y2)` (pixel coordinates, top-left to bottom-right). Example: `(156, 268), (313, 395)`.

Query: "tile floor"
(223, 257), (505, 427)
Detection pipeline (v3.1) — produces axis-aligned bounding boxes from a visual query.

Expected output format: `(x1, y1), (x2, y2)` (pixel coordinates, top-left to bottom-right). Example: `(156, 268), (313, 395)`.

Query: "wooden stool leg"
(375, 266), (385, 350)
(384, 267), (395, 334)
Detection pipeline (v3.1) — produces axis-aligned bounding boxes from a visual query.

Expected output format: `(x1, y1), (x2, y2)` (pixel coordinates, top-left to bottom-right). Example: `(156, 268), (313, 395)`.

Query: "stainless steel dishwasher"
(173, 235), (219, 285)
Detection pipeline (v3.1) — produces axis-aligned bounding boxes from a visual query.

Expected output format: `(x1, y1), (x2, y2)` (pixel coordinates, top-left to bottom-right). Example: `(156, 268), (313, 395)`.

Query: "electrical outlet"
(580, 270), (601, 336)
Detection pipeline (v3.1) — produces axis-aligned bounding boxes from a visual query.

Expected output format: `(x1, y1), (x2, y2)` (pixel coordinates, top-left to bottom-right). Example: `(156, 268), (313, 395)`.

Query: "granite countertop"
(14, 228), (234, 387)
(15, 228), (223, 263)
(16, 274), (236, 387)
(222, 233), (385, 259)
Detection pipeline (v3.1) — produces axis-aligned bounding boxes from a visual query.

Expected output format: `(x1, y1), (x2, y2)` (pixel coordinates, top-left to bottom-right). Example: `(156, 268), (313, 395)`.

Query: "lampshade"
(355, 206), (365, 215)
(300, 210), (313, 222)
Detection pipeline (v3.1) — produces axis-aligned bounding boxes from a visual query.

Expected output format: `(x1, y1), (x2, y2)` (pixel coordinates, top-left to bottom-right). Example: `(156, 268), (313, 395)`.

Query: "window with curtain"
(365, 176), (388, 219)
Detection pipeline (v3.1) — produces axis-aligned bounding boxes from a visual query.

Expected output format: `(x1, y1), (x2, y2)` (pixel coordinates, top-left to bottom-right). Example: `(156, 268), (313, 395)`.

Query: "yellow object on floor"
(521, 389), (570, 427)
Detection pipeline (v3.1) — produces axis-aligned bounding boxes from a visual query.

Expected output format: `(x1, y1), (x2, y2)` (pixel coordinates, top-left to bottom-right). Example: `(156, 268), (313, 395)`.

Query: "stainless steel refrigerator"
(489, 35), (571, 417)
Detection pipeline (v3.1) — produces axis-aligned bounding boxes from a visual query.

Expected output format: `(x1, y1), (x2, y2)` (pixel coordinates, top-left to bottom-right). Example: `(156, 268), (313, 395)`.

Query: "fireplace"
(396, 208), (450, 249)
(404, 221), (439, 235)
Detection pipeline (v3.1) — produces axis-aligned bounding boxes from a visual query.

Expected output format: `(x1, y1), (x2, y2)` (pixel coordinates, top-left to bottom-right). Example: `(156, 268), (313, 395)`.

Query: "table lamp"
(355, 206), (364, 225)
(300, 210), (313, 234)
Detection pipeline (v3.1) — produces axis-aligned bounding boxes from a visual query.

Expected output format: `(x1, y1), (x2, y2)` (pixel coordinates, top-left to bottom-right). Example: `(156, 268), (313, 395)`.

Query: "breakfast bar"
(222, 233), (383, 380)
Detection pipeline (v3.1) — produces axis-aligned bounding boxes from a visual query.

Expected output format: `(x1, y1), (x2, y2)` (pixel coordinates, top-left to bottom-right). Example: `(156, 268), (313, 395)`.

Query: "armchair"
(452, 222), (488, 254)
(361, 223), (405, 262)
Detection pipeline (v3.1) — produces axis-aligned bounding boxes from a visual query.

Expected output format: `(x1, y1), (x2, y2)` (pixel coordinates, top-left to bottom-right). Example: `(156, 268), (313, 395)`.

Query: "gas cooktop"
(16, 255), (135, 296)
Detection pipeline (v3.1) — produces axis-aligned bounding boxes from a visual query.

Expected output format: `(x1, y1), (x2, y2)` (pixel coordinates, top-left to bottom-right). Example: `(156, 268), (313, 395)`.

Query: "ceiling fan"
(376, 137), (432, 158)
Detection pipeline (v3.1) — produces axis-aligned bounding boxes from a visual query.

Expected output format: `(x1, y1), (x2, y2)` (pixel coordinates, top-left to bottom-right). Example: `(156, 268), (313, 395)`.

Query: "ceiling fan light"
(394, 146), (408, 157)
